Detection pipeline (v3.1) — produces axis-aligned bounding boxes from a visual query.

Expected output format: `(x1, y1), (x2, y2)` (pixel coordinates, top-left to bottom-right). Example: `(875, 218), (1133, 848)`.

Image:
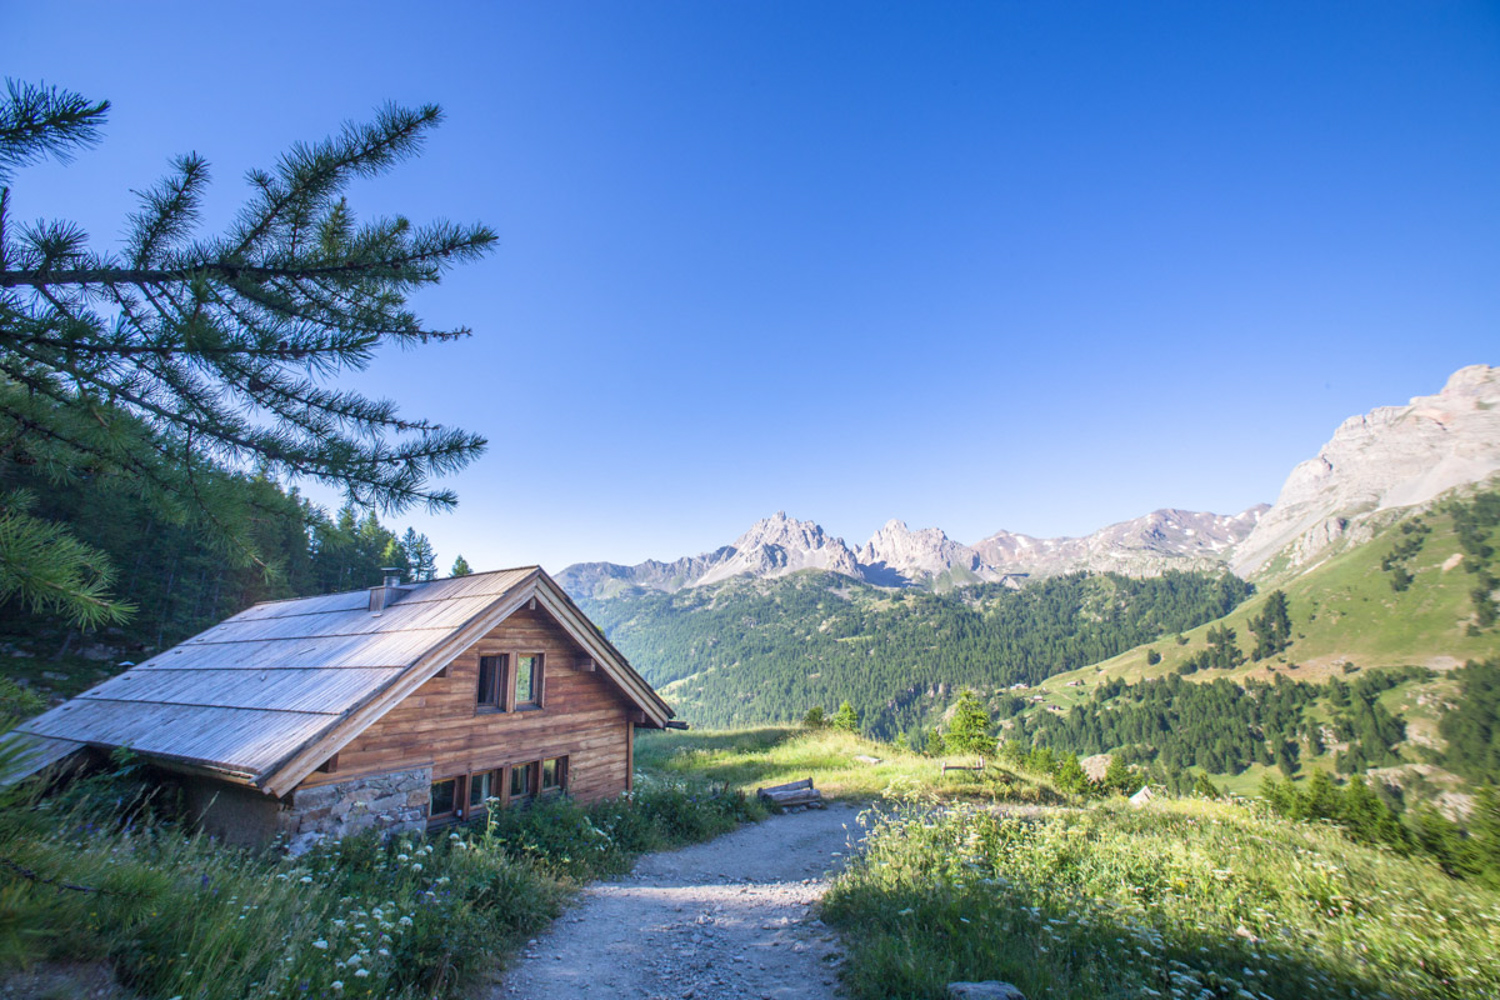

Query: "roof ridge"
(238, 565), (544, 611)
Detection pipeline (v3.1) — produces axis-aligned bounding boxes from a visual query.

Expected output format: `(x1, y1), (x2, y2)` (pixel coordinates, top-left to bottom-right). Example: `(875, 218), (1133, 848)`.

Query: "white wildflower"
(312, 940), (329, 950)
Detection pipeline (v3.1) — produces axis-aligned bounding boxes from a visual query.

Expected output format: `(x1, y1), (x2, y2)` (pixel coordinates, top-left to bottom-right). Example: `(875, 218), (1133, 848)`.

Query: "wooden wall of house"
(296, 605), (633, 807)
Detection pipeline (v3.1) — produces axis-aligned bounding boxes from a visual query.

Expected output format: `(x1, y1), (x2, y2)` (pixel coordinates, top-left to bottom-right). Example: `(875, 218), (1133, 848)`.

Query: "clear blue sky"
(6, 3), (1498, 571)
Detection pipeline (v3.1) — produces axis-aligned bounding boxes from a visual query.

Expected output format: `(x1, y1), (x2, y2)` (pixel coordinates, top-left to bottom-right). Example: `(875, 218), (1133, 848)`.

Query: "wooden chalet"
(10, 567), (674, 849)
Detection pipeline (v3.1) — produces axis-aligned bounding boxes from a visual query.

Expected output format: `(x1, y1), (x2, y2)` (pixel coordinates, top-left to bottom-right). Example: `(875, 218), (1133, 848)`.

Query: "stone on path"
(947, 982), (1027, 1000)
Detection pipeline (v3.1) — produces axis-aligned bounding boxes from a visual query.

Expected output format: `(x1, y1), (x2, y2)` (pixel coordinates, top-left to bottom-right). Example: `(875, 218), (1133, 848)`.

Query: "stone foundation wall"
(279, 766), (432, 854)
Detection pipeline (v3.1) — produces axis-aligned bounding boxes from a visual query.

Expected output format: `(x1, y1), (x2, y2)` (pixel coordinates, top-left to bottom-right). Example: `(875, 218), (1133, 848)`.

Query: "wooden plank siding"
(296, 606), (633, 809)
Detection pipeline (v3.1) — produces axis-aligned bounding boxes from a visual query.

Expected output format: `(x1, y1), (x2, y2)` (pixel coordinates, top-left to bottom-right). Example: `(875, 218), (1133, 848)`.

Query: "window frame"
(512, 653), (544, 710)
(429, 776), (461, 823)
(508, 761), (537, 803)
(474, 651), (545, 715)
(540, 756), (567, 794)
(476, 653), (510, 712)
(467, 768), (502, 813)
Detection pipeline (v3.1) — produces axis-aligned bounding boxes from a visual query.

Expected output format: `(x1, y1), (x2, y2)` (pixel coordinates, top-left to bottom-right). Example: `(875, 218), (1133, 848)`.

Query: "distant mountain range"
(559, 364), (1500, 599)
(556, 506), (1266, 599)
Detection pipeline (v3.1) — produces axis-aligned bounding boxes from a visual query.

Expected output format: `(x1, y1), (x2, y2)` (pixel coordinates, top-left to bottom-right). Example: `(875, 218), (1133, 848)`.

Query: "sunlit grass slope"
(1037, 506), (1499, 712)
(824, 797), (1500, 1000)
(635, 726), (1065, 804)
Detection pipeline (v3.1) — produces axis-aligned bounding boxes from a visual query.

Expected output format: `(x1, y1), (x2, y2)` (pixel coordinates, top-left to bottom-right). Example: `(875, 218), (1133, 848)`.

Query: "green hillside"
(1007, 491), (1500, 795)
(578, 569), (1251, 739)
(1041, 499), (1499, 695)
(585, 490), (1500, 805)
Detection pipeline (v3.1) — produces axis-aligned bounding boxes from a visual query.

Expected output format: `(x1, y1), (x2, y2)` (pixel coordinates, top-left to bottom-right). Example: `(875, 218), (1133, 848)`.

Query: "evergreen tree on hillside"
(1104, 754), (1136, 795)
(830, 701), (860, 733)
(945, 688), (994, 754)
(0, 80), (493, 623)
(1440, 659), (1500, 784)
(1205, 624), (1245, 670)
(1055, 752), (1089, 794)
(450, 554), (472, 577)
(1248, 590), (1293, 660)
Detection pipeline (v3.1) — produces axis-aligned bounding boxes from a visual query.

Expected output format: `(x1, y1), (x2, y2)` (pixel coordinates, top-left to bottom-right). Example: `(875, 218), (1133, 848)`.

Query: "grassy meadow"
(635, 725), (1068, 804)
(644, 726), (1500, 1000)
(823, 798), (1500, 1000)
(0, 762), (760, 1000)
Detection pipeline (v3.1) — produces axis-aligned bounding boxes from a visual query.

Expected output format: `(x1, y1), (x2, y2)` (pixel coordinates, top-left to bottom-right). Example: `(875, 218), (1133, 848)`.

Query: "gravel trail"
(493, 801), (866, 1000)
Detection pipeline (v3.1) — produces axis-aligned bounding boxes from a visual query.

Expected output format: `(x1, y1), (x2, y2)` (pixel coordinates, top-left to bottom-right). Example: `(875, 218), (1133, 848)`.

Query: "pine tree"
(1104, 754), (1135, 795)
(401, 528), (437, 582)
(1055, 752), (1089, 794)
(945, 688), (993, 754)
(801, 705), (826, 728)
(0, 81), (494, 623)
(1248, 590), (1293, 660)
(1191, 772), (1221, 799)
(830, 701), (860, 733)
(450, 554), (472, 577)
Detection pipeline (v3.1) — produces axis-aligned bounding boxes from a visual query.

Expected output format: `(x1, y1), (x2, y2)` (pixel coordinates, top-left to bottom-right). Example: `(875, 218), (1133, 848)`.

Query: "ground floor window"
(510, 761), (536, 801)
(428, 757), (571, 824)
(469, 768), (500, 810)
(429, 778), (458, 820)
(541, 756), (566, 792)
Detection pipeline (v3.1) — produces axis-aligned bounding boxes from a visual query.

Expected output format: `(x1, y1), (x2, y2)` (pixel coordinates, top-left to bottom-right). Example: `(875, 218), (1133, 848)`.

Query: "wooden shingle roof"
(12, 567), (671, 796)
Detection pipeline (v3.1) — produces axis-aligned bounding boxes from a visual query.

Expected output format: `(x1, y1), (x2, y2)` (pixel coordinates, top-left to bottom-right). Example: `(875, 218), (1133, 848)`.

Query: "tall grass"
(0, 768), (760, 999)
(823, 797), (1500, 1000)
(636, 726), (1067, 804)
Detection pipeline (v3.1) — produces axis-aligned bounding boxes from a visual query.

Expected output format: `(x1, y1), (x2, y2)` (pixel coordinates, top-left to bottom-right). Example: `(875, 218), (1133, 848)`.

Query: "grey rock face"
(696, 512), (864, 587)
(972, 506), (1266, 580)
(1231, 364), (1500, 578)
(857, 519), (1009, 587)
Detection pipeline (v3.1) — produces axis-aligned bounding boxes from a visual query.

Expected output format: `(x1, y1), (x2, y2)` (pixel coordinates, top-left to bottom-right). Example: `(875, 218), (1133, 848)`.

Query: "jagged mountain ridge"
(1231, 364), (1500, 578)
(975, 507), (1269, 579)
(557, 505), (1264, 599)
(560, 364), (1500, 600)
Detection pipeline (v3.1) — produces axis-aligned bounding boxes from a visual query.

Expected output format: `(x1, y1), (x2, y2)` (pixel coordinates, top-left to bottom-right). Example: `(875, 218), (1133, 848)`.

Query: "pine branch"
(0, 80), (110, 184)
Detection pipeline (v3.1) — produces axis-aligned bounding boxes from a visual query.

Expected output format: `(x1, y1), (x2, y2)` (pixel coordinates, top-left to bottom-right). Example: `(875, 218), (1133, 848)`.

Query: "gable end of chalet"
(10, 568), (672, 813)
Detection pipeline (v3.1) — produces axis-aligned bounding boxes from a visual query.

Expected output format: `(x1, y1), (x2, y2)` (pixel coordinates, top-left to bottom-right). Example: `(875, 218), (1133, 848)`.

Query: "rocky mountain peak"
(696, 513), (862, 588)
(858, 519), (994, 587)
(731, 511), (834, 552)
(1231, 364), (1500, 577)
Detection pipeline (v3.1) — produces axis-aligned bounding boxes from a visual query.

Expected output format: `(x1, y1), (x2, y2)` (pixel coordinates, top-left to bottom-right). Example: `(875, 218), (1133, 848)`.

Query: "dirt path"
(493, 801), (866, 1000)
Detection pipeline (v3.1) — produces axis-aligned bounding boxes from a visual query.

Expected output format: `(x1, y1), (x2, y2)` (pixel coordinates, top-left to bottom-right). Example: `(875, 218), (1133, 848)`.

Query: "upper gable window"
(477, 654), (508, 710)
(514, 654), (542, 709)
